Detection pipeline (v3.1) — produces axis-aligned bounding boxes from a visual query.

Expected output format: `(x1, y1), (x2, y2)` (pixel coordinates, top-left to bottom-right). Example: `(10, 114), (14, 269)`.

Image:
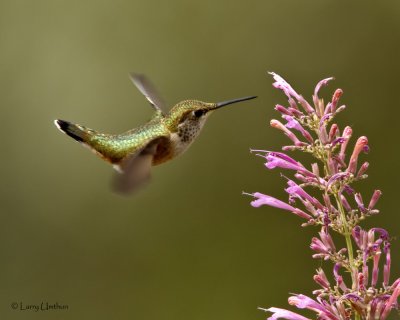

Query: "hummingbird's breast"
(168, 119), (203, 157)
(153, 112), (206, 165)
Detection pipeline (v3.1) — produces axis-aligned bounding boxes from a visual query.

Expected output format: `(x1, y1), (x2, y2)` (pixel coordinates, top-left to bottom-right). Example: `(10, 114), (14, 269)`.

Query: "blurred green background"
(1, 1), (400, 319)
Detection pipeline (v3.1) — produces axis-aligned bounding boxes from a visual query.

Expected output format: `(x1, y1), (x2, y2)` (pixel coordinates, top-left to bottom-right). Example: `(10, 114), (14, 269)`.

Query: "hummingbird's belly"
(151, 133), (187, 166)
(167, 132), (195, 158)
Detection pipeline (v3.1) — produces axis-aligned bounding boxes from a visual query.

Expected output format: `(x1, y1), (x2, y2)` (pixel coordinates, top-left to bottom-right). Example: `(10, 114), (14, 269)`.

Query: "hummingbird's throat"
(177, 122), (200, 143)
(170, 117), (204, 156)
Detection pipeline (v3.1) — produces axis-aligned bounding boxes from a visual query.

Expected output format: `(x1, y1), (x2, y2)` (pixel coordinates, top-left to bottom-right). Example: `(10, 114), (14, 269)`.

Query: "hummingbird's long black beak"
(215, 96), (257, 109)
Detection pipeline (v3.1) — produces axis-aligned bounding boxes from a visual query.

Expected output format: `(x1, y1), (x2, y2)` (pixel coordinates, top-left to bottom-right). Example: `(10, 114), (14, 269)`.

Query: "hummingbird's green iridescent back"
(87, 115), (170, 164)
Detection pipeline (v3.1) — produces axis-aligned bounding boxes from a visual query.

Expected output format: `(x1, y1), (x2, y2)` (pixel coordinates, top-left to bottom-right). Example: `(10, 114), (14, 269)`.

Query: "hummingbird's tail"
(54, 119), (93, 143)
(54, 119), (116, 164)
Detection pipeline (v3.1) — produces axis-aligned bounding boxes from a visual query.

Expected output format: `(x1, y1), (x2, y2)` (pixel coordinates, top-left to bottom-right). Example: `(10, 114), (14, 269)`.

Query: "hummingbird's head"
(165, 96), (257, 133)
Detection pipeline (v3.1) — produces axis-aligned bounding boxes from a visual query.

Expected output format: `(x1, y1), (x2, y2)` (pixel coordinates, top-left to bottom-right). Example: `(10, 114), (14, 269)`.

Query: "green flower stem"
(334, 195), (355, 268)
(334, 194), (360, 320)
(321, 141), (359, 319)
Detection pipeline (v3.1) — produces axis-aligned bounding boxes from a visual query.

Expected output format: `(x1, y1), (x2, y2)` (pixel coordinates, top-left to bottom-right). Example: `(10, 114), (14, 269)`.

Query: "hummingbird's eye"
(194, 110), (205, 118)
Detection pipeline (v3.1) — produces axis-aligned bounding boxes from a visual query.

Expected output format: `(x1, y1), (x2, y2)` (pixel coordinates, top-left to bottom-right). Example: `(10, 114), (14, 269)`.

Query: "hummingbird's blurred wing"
(112, 137), (167, 194)
(129, 73), (167, 113)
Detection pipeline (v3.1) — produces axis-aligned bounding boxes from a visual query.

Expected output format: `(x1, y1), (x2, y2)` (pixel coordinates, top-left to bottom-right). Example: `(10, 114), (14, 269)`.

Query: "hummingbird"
(54, 73), (256, 193)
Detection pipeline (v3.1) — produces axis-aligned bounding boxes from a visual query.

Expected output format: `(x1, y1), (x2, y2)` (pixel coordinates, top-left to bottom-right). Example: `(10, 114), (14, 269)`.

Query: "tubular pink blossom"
(269, 72), (301, 101)
(371, 228), (389, 241)
(347, 136), (369, 174)
(335, 105), (346, 113)
(297, 96), (315, 115)
(380, 282), (400, 319)
(251, 150), (299, 165)
(356, 162), (369, 178)
(319, 228), (336, 252)
(384, 243), (391, 286)
(283, 115), (314, 143)
(288, 107), (303, 117)
(368, 190), (382, 210)
(318, 122), (330, 145)
(271, 119), (304, 146)
(327, 157), (338, 175)
(275, 104), (293, 115)
(294, 173), (308, 183)
(328, 123), (339, 142)
(334, 263), (348, 292)
(330, 89), (343, 113)
(314, 268), (330, 289)
(285, 180), (324, 210)
(359, 271), (366, 291)
(244, 192), (311, 219)
(310, 234), (334, 260)
(262, 153), (315, 178)
(261, 307), (311, 320)
(269, 72), (315, 114)
(352, 226), (363, 249)
(310, 237), (330, 254)
(326, 172), (350, 190)
(340, 194), (352, 212)
(354, 193), (367, 213)
(331, 137), (345, 148)
(311, 163), (320, 177)
(372, 250), (381, 287)
(314, 77), (334, 103)
(265, 155), (304, 171)
(339, 126), (353, 161)
(323, 194), (332, 211)
(288, 294), (336, 318)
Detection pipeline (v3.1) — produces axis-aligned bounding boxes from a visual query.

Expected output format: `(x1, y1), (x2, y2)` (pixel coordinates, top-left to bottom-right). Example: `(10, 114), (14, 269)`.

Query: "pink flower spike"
(347, 136), (369, 174)
(260, 307), (311, 320)
(244, 192), (311, 219)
